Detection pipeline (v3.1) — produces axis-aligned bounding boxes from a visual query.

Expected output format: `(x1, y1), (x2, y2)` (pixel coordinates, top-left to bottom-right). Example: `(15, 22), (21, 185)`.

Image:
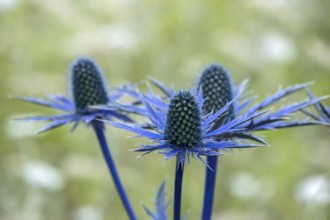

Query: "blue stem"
(201, 155), (218, 220)
(174, 156), (185, 220)
(92, 121), (137, 220)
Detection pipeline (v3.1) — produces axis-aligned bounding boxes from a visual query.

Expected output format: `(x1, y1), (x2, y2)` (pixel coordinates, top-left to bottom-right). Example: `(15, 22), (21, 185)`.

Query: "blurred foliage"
(1, 0), (330, 220)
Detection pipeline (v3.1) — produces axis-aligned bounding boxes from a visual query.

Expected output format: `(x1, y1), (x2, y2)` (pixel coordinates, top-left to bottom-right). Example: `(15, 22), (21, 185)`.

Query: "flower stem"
(201, 155), (218, 220)
(92, 121), (137, 220)
(174, 156), (185, 220)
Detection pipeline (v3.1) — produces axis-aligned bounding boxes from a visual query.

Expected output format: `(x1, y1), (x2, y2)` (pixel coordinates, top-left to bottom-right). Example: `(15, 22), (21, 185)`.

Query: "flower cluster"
(15, 58), (329, 220)
(114, 63), (328, 219)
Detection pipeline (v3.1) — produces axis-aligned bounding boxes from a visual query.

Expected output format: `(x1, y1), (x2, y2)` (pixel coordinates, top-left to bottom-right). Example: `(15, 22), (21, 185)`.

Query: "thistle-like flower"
(15, 57), (137, 220)
(15, 57), (132, 133)
(195, 64), (329, 220)
(107, 90), (263, 165)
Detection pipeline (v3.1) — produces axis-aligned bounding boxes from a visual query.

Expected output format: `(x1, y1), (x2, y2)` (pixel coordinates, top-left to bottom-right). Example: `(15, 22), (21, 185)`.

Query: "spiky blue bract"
(301, 88), (330, 124)
(144, 181), (169, 220)
(105, 89), (265, 166)
(15, 57), (133, 133)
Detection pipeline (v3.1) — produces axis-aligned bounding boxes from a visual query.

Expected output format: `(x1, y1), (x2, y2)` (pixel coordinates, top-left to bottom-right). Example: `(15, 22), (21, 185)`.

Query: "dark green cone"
(197, 64), (234, 125)
(164, 91), (202, 148)
(71, 58), (109, 113)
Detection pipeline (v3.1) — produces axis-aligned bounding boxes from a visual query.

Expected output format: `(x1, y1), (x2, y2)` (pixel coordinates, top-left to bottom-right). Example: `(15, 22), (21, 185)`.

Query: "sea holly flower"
(107, 90), (264, 164)
(194, 64), (329, 220)
(15, 57), (137, 220)
(105, 90), (267, 220)
(15, 58), (132, 133)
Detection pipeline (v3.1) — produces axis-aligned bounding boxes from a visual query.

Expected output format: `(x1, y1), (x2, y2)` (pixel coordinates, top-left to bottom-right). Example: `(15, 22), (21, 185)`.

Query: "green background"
(1, 0), (329, 219)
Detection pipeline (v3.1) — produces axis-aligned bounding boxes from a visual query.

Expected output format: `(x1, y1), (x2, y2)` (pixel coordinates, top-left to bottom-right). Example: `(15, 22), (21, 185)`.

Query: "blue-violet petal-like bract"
(143, 181), (169, 220)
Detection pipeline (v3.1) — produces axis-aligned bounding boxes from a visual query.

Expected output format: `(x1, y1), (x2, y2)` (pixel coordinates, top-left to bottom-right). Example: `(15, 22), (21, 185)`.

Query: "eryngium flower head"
(164, 91), (202, 148)
(107, 89), (265, 166)
(15, 57), (132, 133)
(197, 64), (234, 117)
(71, 58), (109, 113)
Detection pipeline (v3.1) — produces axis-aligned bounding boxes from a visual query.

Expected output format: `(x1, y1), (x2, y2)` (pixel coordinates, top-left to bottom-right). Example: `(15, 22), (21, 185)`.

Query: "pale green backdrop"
(1, 0), (329, 219)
